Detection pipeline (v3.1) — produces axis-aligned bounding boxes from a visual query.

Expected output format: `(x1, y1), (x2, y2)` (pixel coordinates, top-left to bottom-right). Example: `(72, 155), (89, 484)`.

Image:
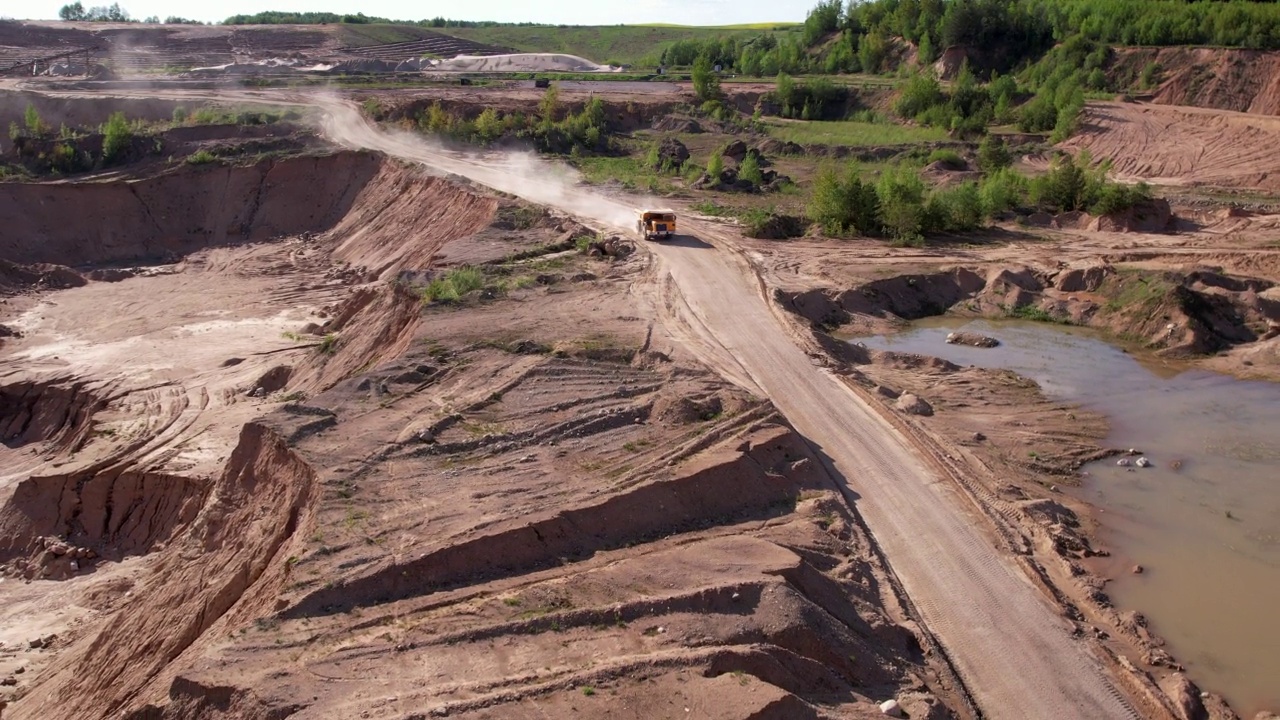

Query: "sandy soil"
(432, 53), (619, 73)
(2, 75), (1278, 720)
(1063, 101), (1280, 192)
(0, 135), (968, 719)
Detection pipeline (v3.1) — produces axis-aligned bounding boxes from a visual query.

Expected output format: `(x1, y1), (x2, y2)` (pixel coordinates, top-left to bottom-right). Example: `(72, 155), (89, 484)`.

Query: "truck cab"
(635, 209), (677, 241)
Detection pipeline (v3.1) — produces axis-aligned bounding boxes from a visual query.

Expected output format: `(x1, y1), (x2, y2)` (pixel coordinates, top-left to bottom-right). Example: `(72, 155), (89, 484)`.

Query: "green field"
(763, 118), (948, 147)
(443, 25), (802, 66)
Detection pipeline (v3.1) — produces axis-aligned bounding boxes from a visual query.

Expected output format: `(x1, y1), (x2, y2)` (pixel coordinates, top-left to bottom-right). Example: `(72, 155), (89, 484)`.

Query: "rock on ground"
(896, 393), (934, 416)
(656, 137), (689, 167)
(945, 331), (999, 348)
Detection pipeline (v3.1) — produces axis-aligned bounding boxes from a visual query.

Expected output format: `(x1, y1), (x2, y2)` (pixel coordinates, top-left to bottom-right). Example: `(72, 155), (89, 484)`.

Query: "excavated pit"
(1, 151), (383, 268)
(0, 377), (104, 450)
(783, 262), (1278, 360)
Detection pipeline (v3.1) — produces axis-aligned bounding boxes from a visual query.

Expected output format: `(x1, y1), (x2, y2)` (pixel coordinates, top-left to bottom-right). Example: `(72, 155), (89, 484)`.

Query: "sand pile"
(431, 53), (619, 73)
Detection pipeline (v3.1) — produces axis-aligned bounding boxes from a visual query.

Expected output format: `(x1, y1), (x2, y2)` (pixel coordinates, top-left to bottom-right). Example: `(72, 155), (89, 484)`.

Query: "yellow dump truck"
(635, 209), (677, 241)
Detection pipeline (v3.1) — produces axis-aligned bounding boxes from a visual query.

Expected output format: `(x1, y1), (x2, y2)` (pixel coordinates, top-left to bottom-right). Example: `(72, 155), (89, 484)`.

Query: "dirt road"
(303, 100), (1139, 718)
(653, 231), (1137, 718)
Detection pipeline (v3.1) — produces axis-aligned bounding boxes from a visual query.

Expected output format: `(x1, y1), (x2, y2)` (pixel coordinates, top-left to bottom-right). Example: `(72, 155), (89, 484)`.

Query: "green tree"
(474, 108), (503, 143)
(775, 72), (795, 113)
(876, 165), (927, 242)
(977, 135), (1012, 172)
(538, 84), (559, 130)
(807, 165), (880, 236)
(918, 33), (935, 65)
(739, 152), (764, 185)
(102, 111), (132, 165)
(23, 105), (44, 136)
(803, 0), (843, 46)
(692, 53), (720, 101)
(858, 27), (888, 74)
(978, 167), (1027, 218)
(809, 166), (850, 235)
(58, 2), (86, 20)
(707, 152), (724, 181)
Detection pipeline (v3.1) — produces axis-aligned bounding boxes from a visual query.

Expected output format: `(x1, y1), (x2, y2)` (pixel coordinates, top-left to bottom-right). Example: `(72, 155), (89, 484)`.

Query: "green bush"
(738, 152), (764, 185)
(706, 152), (724, 180)
(978, 168), (1029, 217)
(186, 149), (218, 165)
(876, 166), (928, 242)
(421, 267), (486, 304)
(927, 182), (984, 232)
(692, 53), (720, 101)
(191, 107), (220, 125)
(172, 106), (188, 124)
(101, 111), (132, 165)
(24, 105), (45, 136)
(977, 135), (1013, 172)
(1139, 61), (1162, 89)
(50, 143), (90, 174)
(1017, 95), (1058, 133)
(807, 165), (880, 237)
(1027, 151), (1150, 214)
(893, 75), (945, 119)
(927, 148), (965, 167)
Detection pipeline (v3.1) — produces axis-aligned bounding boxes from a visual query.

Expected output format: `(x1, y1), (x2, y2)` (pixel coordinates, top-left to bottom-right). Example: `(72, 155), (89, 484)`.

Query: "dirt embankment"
(9, 423), (317, 720)
(1063, 101), (1280, 192)
(1, 151), (382, 267)
(0, 91), (184, 131)
(0, 151), (964, 719)
(1112, 47), (1280, 115)
(383, 94), (683, 134)
(781, 261), (1279, 362)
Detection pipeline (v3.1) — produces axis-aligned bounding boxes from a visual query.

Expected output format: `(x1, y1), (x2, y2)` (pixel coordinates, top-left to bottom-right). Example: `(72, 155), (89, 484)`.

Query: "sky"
(17, 0), (814, 25)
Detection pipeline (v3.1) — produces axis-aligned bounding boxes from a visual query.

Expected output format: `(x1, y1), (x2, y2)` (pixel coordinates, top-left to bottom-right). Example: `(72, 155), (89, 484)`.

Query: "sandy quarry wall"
(1113, 47), (1280, 115)
(0, 91), (185, 133)
(0, 151), (383, 266)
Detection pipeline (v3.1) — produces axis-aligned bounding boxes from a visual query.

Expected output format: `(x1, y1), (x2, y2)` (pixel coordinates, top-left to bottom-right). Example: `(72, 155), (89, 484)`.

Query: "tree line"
(58, 2), (201, 23)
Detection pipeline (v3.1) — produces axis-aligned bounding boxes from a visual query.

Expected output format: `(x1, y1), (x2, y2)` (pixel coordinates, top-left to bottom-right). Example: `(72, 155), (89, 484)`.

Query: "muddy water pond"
(852, 319), (1280, 716)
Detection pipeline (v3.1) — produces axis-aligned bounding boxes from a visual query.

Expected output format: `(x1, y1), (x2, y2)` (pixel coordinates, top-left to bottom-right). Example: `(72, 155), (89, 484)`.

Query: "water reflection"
(853, 318), (1280, 715)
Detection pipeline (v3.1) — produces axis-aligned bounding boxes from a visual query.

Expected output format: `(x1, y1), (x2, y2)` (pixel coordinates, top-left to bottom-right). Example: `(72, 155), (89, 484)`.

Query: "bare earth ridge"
(316, 98), (1138, 718)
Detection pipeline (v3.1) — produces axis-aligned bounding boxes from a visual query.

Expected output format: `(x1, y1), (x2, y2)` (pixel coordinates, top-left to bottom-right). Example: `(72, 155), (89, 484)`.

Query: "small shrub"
(738, 152), (764, 185)
(191, 107), (221, 125)
(186, 149), (218, 165)
(50, 143), (90, 174)
(876, 165), (927, 242)
(580, 686), (596, 697)
(171, 106), (188, 124)
(101, 111), (132, 165)
(706, 152), (724, 180)
(979, 167), (1028, 218)
(420, 267), (486, 304)
(927, 148), (965, 167)
(894, 75), (945, 119)
(977, 135), (1012, 172)
(24, 105), (44, 136)
(318, 333), (339, 355)
(1139, 62), (1162, 90)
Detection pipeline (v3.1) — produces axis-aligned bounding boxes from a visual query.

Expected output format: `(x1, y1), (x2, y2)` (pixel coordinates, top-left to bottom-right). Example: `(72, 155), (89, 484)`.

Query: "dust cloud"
(314, 96), (643, 232)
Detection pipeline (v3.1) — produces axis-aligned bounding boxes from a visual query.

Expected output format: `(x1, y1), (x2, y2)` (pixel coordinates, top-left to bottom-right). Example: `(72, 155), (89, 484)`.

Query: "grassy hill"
(442, 24), (802, 66)
(338, 24), (467, 47)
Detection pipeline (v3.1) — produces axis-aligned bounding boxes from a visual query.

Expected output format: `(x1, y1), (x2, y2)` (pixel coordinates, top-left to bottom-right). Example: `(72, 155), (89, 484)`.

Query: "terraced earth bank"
(0, 126), (969, 718)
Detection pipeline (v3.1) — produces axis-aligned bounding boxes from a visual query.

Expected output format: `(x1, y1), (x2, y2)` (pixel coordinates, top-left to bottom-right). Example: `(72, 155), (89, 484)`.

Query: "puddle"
(853, 318), (1280, 715)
